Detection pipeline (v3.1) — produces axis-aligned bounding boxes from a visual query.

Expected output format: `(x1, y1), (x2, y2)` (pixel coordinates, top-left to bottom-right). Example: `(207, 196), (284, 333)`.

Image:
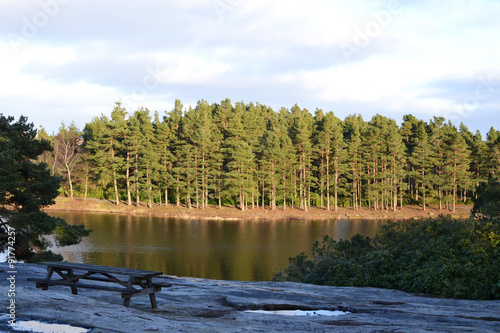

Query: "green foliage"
(276, 216), (500, 300)
(29, 251), (64, 263)
(0, 114), (91, 262)
(44, 99), (500, 211)
(472, 175), (500, 220)
(53, 219), (92, 247)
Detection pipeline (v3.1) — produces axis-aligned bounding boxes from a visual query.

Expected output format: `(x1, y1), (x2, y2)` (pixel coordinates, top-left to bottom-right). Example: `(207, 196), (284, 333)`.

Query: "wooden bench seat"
(27, 277), (139, 293)
(151, 281), (173, 288)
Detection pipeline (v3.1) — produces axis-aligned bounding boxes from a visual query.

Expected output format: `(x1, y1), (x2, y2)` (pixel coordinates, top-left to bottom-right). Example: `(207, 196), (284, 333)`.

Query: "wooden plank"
(27, 278), (139, 294)
(149, 293), (158, 309)
(152, 282), (172, 288)
(67, 268), (78, 295)
(79, 275), (125, 284)
(121, 286), (161, 297)
(41, 262), (162, 278)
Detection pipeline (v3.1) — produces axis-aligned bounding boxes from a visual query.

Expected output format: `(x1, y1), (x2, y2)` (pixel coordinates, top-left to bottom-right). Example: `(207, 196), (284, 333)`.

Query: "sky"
(1, 0), (499, 137)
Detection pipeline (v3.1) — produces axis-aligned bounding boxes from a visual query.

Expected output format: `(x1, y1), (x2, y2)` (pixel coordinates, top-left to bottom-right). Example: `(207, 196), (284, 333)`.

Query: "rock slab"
(1, 263), (499, 332)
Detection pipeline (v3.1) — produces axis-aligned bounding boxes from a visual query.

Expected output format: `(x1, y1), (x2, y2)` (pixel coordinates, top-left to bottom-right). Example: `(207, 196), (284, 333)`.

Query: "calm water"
(48, 212), (385, 281)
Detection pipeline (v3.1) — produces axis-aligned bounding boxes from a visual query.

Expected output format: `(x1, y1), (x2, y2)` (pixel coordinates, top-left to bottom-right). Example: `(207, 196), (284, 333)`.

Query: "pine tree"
(180, 106), (198, 209)
(313, 109), (326, 209)
(126, 111), (143, 206)
(153, 111), (173, 206)
(444, 123), (471, 212)
(344, 114), (364, 209)
(224, 102), (255, 210)
(400, 114), (425, 200)
(276, 108), (296, 210)
(460, 123), (484, 201)
(213, 98), (233, 139)
(365, 115), (405, 211)
(167, 99), (184, 206)
(0, 114), (90, 261)
(193, 100), (217, 208)
(385, 118), (406, 211)
(315, 111), (344, 211)
(260, 111), (281, 210)
(209, 122), (224, 208)
(85, 112), (123, 205)
(409, 125), (432, 210)
(136, 108), (158, 208)
(364, 116), (384, 210)
(428, 116), (447, 210)
(243, 102), (266, 208)
(290, 104), (314, 211)
(109, 103), (131, 205)
(212, 99), (234, 208)
(486, 127), (500, 176)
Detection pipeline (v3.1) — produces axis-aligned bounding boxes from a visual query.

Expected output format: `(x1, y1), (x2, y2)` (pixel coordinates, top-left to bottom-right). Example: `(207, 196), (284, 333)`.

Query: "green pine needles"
(0, 114), (91, 262)
(51, 100), (500, 211)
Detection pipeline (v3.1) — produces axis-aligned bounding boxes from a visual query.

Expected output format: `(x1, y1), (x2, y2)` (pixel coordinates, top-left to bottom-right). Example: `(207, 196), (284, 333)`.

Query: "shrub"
(275, 216), (500, 300)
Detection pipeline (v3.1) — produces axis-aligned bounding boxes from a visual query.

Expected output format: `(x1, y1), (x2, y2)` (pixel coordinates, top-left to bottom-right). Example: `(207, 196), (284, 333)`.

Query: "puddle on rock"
(245, 310), (349, 317)
(1, 314), (88, 333)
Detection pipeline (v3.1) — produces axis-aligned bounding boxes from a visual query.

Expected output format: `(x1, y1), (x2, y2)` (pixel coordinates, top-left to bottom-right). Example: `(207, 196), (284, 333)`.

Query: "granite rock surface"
(1, 263), (499, 332)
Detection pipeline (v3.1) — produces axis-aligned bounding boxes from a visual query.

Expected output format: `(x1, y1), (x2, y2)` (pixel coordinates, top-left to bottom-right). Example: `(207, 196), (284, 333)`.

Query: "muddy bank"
(44, 197), (472, 221)
(1, 263), (499, 332)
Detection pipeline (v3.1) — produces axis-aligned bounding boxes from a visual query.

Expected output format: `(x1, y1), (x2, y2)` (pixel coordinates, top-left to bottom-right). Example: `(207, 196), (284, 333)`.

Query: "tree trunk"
(283, 173), (286, 211)
(176, 180), (180, 206)
(334, 166), (338, 212)
(126, 149), (132, 206)
(326, 154), (330, 211)
(452, 173), (457, 212)
(422, 182), (426, 211)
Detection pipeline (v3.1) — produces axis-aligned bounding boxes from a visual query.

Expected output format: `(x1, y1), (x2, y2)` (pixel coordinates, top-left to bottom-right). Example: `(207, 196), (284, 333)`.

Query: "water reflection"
(48, 212), (385, 281)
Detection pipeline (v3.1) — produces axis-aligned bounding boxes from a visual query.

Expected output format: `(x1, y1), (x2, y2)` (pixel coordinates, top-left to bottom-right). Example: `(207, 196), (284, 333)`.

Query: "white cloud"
(0, 0), (499, 135)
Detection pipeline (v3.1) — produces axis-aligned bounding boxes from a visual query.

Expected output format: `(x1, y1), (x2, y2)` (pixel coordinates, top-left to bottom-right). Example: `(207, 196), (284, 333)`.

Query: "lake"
(48, 212), (385, 281)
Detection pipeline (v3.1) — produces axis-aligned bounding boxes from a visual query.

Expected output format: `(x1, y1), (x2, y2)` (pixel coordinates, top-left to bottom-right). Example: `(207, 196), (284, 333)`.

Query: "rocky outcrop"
(1, 263), (499, 332)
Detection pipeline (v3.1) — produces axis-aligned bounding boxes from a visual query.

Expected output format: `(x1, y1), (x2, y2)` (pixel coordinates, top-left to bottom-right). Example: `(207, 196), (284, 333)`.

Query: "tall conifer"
(444, 123), (471, 212)
(154, 111), (173, 206)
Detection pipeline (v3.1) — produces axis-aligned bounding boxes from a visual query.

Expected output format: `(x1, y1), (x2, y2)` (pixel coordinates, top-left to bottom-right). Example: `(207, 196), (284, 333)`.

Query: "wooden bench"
(28, 262), (169, 309)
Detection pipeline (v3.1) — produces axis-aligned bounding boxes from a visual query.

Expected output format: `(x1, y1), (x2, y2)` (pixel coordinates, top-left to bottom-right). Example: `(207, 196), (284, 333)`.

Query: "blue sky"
(1, 0), (499, 137)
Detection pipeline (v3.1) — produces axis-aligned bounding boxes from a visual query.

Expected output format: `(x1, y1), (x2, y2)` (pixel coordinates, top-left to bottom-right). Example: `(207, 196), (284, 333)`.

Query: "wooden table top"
(41, 262), (163, 278)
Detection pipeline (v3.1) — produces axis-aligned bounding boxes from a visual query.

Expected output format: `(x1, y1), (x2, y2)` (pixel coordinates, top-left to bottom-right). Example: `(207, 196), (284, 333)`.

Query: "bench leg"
(68, 269), (78, 295)
(42, 267), (54, 291)
(146, 279), (158, 309)
(123, 296), (131, 307)
(149, 293), (158, 309)
(36, 282), (49, 290)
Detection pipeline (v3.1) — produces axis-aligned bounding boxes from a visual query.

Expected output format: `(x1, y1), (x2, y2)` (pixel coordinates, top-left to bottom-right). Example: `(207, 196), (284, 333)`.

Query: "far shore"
(44, 197), (472, 221)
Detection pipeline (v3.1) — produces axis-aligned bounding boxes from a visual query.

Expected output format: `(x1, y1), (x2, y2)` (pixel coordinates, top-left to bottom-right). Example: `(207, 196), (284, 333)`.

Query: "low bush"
(275, 216), (500, 300)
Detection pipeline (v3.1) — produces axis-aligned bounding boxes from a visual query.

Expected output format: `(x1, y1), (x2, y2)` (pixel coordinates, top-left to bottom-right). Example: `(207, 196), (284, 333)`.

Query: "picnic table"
(28, 262), (169, 309)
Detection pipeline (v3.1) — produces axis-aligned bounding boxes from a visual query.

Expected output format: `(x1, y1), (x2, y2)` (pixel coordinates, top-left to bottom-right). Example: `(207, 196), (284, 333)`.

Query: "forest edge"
(44, 197), (472, 221)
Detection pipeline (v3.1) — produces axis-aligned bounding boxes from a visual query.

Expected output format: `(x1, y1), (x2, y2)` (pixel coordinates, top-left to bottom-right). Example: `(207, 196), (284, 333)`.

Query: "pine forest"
(38, 99), (500, 213)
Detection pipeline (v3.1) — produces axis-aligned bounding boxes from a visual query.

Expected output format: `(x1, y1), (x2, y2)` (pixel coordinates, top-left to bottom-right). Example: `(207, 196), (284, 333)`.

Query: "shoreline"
(44, 197), (472, 221)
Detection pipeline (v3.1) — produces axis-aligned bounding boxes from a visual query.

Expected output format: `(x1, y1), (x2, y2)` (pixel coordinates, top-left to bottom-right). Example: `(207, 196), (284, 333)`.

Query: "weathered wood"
(41, 262), (162, 278)
(68, 268), (78, 295)
(121, 286), (161, 297)
(28, 278), (138, 293)
(147, 279), (158, 309)
(152, 282), (172, 288)
(29, 262), (164, 309)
